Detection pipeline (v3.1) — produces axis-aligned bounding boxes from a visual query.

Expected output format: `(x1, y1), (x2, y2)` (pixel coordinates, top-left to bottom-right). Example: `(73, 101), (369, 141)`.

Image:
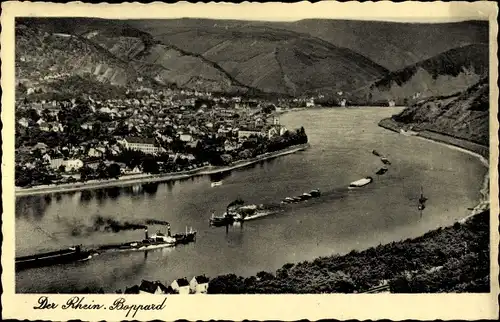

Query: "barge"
(281, 189), (321, 203)
(15, 246), (93, 271)
(376, 167), (388, 175)
(349, 176), (373, 189)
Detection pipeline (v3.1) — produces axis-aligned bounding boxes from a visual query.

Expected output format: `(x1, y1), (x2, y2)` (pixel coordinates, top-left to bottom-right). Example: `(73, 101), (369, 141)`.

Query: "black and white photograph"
(2, 1), (498, 320)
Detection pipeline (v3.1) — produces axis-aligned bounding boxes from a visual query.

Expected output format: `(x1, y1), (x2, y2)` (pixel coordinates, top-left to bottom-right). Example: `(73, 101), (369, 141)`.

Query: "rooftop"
(176, 278), (190, 287)
(195, 275), (210, 284)
(124, 136), (156, 145)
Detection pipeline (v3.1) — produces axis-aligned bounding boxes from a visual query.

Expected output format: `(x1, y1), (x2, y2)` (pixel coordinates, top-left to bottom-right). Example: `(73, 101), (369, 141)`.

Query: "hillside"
(15, 22), (137, 92)
(16, 18), (488, 98)
(389, 77), (489, 146)
(281, 19), (489, 71)
(355, 44), (489, 105)
(128, 18), (488, 71)
(15, 18), (253, 97)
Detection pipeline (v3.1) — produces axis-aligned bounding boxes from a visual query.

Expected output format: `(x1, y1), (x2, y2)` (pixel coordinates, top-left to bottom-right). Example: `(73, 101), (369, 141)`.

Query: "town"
(15, 84), (311, 188)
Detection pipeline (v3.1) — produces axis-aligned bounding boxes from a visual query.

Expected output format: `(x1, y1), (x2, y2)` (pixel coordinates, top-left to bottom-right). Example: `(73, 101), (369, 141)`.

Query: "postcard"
(2, 1), (499, 320)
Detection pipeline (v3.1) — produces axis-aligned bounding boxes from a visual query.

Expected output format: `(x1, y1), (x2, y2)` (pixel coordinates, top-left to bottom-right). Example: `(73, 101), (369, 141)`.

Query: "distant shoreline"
(15, 143), (310, 197)
(378, 117), (490, 219)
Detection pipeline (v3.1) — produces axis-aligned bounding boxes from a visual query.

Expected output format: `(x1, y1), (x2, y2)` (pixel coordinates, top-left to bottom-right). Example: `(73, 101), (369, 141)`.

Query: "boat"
(400, 128), (419, 136)
(302, 192), (312, 198)
(97, 225), (188, 253)
(281, 197), (295, 203)
(349, 176), (373, 189)
(380, 157), (391, 165)
(211, 181), (223, 187)
(309, 189), (321, 197)
(209, 212), (235, 227)
(418, 186), (428, 211)
(15, 245), (93, 271)
(173, 227), (197, 244)
(376, 167), (388, 175)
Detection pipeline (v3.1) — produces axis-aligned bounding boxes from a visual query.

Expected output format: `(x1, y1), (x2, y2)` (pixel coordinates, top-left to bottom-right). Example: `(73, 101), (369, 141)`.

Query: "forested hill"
(391, 77), (489, 146)
(356, 44), (489, 105)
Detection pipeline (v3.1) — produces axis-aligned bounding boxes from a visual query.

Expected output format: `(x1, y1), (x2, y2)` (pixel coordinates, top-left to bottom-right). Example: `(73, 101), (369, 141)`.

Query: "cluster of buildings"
(15, 85), (294, 183)
(124, 275), (210, 295)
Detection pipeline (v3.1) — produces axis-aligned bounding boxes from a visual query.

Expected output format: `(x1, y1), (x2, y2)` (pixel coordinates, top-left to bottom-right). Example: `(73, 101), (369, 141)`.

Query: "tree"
(219, 154), (233, 165)
(142, 159), (160, 174)
(96, 162), (108, 179)
(107, 163), (121, 179)
(27, 108), (40, 123)
(79, 165), (94, 182)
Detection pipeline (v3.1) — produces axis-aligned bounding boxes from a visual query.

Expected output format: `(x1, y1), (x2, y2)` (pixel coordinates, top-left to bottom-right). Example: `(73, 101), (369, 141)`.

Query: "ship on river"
(97, 225), (196, 252)
(17, 224), (197, 270)
(15, 245), (94, 271)
(209, 203), (279, 227)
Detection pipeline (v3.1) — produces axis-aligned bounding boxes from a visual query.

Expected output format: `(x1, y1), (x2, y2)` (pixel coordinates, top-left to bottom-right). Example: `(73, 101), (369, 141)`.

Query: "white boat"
(349, 176), (373, 188)
(400, 128), (419, 136)
(281, 197), (295, 203)
(211, 181), (223, 187)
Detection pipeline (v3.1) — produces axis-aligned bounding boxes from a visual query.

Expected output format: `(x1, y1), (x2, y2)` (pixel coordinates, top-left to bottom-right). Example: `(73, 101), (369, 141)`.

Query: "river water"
(15, 107), (487, 293)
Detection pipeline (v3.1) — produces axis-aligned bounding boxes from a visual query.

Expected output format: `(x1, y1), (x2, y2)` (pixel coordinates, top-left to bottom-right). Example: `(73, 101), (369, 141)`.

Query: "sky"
(14, 1), (493, 23)
(137, 2), (489, 22)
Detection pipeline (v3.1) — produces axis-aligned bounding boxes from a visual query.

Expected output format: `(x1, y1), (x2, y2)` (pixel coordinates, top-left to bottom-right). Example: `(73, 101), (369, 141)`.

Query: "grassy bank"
(15, 143), (310, 196)
(207, 210), (489, 294)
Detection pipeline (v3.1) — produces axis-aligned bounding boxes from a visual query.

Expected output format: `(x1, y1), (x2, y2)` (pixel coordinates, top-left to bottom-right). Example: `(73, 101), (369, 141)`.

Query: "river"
(15, 107), (487, 293)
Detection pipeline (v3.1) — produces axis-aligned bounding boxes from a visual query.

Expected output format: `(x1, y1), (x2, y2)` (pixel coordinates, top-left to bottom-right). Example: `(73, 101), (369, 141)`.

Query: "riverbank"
(15, 143), (310, 197)
(378, 117), (490, 221)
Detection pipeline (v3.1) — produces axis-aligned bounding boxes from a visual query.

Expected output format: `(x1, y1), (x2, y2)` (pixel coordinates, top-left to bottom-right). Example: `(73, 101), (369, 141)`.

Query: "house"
(124, 285), (140, 294)
(224, 140), (238, 152)
(51, 159), (84, 172)
(87, 147), (104, 158)
(49, 122), (63, 132)
(138, 280), (168, 295)
(179, 134), (193, 142)
(33, 142), (48, 153)
(388, 100), (396, 107)
(42, 153), (51, 163)
(18, 117), (29, 128)
(65, 159), (84, 172)
(121, 137), (160, 155)
(81, 122), (93, 130)
(49, 158), (65, 170)
(238, 127), (265, 141)
(189, 275), (209, 294)
(340, 98), (347, 107)
(39, 122), (51, 132)
(170, 278), (190, 294)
